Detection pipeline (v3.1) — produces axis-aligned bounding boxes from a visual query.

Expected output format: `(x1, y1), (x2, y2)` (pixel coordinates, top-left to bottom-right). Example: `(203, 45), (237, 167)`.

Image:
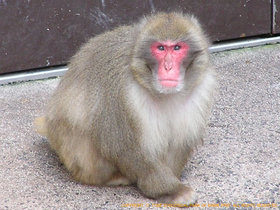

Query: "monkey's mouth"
(159, 79), (179, 88)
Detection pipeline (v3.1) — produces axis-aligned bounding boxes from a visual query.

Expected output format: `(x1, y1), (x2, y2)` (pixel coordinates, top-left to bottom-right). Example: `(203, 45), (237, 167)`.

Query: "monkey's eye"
(174, 45), (181, 50)
(157, 45), (165, 51)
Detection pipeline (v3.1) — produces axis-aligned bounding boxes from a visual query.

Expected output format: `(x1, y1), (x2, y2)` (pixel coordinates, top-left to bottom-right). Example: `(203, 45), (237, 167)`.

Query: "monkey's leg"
(47, 130), (117, 185)
(67, 144), (131, 186)
(58, 136), (131, 186)
(36, 116), (130, 186)
(123, 160), (196, 205)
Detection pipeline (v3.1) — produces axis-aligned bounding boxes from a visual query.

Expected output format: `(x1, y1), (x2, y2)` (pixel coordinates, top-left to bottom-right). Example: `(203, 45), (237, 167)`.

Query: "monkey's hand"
(159, 185), (197, 208)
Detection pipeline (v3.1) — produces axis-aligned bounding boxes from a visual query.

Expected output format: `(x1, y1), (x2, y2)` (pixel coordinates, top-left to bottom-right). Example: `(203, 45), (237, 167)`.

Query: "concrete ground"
(0, 44), (280, 209)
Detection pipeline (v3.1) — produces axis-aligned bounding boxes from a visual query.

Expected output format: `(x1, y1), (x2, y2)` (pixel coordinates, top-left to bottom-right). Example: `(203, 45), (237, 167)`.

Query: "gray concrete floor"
(0, 44), (280, 209)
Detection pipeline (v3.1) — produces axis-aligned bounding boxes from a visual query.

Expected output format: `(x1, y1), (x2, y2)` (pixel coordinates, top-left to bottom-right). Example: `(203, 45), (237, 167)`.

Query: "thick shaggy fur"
(35, 12), (216, 205)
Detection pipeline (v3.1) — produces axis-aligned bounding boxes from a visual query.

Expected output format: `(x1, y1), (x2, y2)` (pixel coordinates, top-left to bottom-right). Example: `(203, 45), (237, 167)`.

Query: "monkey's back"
(45, 25), (139, 158)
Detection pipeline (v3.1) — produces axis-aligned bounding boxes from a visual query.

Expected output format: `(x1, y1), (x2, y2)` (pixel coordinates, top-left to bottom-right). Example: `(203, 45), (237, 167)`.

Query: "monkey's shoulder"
(67, 25), (136, 75)
(79, 25), (136, 55)
(62, 25), (137, 87)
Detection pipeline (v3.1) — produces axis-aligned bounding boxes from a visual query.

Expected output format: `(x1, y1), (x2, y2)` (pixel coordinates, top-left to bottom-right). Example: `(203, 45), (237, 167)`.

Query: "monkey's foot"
(106, 173), (131, 186)
(159, 185), (196, 207)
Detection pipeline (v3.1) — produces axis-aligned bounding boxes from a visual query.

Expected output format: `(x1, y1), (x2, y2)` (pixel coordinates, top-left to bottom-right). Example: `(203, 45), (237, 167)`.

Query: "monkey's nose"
(164, 62), (173, 71)
(164, 53), (173, 71)
(164, 59), (173, 71)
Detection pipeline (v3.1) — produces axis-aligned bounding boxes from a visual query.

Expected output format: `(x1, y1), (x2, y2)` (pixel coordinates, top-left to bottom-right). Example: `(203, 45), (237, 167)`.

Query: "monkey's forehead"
(141, 13), (196, 41)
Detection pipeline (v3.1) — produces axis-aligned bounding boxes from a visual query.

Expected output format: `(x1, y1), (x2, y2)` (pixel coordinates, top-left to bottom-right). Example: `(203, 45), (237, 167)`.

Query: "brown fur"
(35, 12), (216, 205)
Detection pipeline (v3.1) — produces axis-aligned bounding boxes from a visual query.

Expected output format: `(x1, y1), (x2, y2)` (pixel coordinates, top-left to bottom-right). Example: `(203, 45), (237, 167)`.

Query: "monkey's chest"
(138, 101), (202, 156)
(127, 83), (204, 157)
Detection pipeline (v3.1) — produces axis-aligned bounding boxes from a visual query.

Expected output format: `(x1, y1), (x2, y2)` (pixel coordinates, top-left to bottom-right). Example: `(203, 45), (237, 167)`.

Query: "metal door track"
(1, 36), (280, 85)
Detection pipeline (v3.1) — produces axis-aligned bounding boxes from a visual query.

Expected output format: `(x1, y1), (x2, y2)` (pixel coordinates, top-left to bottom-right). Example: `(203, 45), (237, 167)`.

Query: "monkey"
(35, 12), (216, 206)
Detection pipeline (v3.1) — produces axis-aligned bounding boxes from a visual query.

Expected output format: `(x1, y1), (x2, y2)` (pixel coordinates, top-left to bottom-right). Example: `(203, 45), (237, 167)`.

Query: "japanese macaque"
(35, 12), (216, 206)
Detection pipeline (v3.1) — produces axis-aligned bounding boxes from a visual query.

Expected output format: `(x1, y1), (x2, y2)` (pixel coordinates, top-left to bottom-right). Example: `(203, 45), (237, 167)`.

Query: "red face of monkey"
(150, 41), (189, 88)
